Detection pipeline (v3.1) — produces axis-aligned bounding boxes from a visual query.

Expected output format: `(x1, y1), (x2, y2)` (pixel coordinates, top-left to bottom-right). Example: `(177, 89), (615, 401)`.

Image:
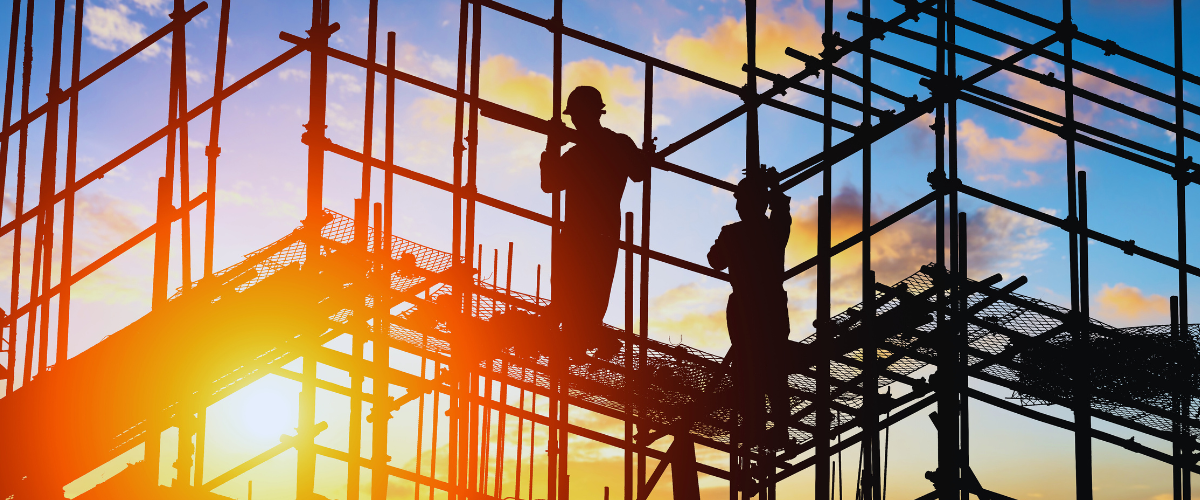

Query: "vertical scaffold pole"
(55, 0), (84, 368)
(493, 243), (514, 497)
(1172, 295), (1184, 500)
(349, 198), (368, 500)
(465, 4), (484, 491)
(28, 0), (64, 379)
(449, 2), (469, 499)
(1171, 0), (1191, 494)
(861, 0), (878, 490)
(174, 0), (192, 292)
(154, 0), (179, 310)
(816, 192), (831, 500)
(372, 202), (392, 500)
(624, 211), (634, 500)
(1077, 169), (1093, 500)
(429, 363), (442, 500)
(304, 0), (328, 230)
(742, 1), (758, 496)
(1, 0), (22, 395)
(957, 210), (968, 500)
(637, 61), (652, 500)
(360, 0), (379, 205)
(14, 0), (33, 387)
(203, 0), (231, 278)
(297, 0), (328, 497)
(358, 7), (381, 491)
(515, 365), (527, 500)
(1057, 0), (1090, 496)
(549, 0), (564, 499)
(938, 0), (961, 494)
(385, 31), (396, 248)
(464, 6), (483, 494)
(816, 0), (834, 494)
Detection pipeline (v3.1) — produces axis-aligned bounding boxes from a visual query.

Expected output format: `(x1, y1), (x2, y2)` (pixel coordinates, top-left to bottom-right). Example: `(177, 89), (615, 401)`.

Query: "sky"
(2, 0), (1200, 499)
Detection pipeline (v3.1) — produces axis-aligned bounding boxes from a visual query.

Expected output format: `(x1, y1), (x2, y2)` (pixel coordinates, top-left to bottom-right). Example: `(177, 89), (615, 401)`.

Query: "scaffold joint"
(864, 17), (889, 41)
(300, 122), (329, 146)
(1174, 156), (1199, 185)
(820, 32), (845, 62)
(894, 0), (921, 21)
(929, 114), (946, 133)
(1056, 124), (1074, 140)
(926, 169), (947, 191)
(1039, 72), (1060, 88)
(1057, 20), (1078, 36)
(1101, 39), (1121, 56)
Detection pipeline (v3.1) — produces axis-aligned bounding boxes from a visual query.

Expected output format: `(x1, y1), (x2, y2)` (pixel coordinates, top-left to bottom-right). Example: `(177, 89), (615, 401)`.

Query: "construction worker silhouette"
(540, 86), (649, 358)
(707, 164), (792, 450)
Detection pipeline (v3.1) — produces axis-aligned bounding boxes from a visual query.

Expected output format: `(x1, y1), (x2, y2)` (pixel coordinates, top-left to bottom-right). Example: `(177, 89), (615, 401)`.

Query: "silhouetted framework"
(0, 0), (1197, 499)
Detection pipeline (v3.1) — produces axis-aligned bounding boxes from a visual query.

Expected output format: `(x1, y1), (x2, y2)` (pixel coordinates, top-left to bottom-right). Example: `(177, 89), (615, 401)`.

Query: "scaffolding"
(0, 0), (1198, 499)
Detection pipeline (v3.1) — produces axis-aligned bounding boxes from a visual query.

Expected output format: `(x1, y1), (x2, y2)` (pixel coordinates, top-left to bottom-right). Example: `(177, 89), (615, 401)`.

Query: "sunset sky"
(3, 0), (1199, 499)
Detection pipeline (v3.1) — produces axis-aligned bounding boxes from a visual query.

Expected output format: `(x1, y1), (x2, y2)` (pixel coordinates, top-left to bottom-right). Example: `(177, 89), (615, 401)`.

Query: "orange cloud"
(1001, 49), (1156, 124)
(412, 54), (659, 139)
(652, 187), (1055, 348)
(479, 54), (554, 119)
(659, 1), (824, 94)
(1094, 283), (1170, 326)
(786, 186), (1053, 286)
(647, 282), (731, 352)
(957, 119), (1061, 187)
(0, 192), (156, 306)
(400, 53), (663, 180)
(810, 0), (860, 9)
(954, 49), (1160, 187)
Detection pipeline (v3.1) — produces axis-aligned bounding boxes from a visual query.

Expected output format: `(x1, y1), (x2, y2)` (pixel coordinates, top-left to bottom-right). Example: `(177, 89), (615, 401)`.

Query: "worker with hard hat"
(540, 85), (650, 359)
(707, 163), (792, 451)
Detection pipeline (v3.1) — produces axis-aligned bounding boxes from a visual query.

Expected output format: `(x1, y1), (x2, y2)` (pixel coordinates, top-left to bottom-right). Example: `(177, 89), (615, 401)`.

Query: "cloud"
(83, 4), (163, 58)
(477, 54), (554, 118)
(647, 282), (731, 352)
(563, 59), (646, 132)
(328, 72), (364, 94)
(957, 119), (1061, 187)
(786, 186), (1053, 287)
(1094, 283), (1170, 326)
(1000, 48), (1156, 124)
(954, 49), (1162, 187)
(650, 186), (1055, 349)
(13, 191), (155, 305)
(278, 68), (309, 82)
(393, 42), (457, 83)
(216, 181), (304, 221)
(658, 1), (824, 95)
(812, 0), (861, 9)
(412, 54), (662, 143)
(130, 0), (169, 16)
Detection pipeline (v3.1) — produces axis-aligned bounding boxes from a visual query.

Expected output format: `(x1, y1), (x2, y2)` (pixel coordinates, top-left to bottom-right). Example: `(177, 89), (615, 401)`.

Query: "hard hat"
(734, 164), (770, 200)
(564, 86), (605, 115)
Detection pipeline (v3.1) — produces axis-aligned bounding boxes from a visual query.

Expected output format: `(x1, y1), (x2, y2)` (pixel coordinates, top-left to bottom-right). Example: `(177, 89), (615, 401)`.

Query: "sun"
(210, 374), (301, 444)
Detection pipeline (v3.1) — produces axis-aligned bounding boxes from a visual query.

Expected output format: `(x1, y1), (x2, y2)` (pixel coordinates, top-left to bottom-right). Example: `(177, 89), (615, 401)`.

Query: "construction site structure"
(0, 0), (1198, 500)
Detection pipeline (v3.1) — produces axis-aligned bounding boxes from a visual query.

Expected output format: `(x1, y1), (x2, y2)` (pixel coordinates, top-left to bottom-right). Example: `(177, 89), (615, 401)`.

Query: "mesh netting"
(190, 213), (1200, 449)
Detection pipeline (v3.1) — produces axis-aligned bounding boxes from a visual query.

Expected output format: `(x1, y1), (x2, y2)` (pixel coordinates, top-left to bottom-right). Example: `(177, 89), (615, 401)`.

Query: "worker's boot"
(592, 330), (622, 360)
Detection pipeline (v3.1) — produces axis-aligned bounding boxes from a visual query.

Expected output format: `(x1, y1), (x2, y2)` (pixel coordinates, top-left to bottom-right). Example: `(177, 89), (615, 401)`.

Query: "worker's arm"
(623, 134), (650, 183)
(708, 229), (730, 271)
(770, 190), (792, 241)
(540, 149), (566, 193)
